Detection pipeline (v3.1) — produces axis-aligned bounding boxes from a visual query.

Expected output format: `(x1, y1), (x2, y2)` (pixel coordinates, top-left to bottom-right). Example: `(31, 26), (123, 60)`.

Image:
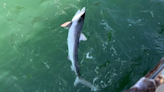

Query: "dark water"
(0, 0), (164, 92)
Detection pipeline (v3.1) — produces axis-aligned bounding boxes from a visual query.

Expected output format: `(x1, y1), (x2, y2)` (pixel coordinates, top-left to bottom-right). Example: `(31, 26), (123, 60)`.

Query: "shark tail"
(74, 77), (98, 91)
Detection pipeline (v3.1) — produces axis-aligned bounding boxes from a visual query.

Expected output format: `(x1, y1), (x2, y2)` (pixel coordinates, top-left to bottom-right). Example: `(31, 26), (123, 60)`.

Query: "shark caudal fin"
(72, 7), (86, 21)
(74, 77), (98, 91)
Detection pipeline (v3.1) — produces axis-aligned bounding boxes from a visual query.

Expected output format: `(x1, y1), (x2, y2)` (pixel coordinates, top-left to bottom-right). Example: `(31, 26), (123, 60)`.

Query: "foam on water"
(86, 52), (93, 59)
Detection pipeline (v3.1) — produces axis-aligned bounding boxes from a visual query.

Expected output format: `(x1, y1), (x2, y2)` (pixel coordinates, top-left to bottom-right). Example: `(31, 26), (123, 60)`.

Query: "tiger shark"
(61, 7), (98, 91)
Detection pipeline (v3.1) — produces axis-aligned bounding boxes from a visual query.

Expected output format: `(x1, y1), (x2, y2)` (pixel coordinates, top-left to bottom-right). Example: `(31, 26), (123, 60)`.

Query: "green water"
(0, 0), (164, 92)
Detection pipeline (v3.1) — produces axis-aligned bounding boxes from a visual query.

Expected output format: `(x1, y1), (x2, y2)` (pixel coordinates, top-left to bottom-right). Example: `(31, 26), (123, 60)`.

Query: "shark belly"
(67, 23), (78, 73)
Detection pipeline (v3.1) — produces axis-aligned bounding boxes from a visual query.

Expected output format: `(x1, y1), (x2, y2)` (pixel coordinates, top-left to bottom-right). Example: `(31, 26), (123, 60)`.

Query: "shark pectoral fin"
(79, 33), (87, 41)
(61, 21), (72, 28)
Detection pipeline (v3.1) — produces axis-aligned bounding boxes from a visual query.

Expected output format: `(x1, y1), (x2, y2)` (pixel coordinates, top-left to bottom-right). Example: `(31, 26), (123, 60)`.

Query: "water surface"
(0, 0), (164, 92)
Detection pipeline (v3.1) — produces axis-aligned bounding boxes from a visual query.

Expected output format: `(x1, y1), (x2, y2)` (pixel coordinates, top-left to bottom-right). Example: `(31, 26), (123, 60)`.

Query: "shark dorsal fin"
(61, 21), (72, 28)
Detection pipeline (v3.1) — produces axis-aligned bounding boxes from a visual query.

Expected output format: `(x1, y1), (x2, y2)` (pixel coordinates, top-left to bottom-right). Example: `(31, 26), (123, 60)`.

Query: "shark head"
(61, 7), (86, 28)
(72, 7), (85, 22)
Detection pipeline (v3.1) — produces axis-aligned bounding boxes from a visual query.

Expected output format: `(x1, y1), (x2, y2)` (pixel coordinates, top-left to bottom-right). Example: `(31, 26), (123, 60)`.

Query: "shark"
(61, 7), (98, 91)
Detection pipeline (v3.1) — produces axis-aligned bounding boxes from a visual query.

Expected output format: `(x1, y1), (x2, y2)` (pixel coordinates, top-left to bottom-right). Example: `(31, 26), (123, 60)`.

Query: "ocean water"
(0, 0), (164, 92)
